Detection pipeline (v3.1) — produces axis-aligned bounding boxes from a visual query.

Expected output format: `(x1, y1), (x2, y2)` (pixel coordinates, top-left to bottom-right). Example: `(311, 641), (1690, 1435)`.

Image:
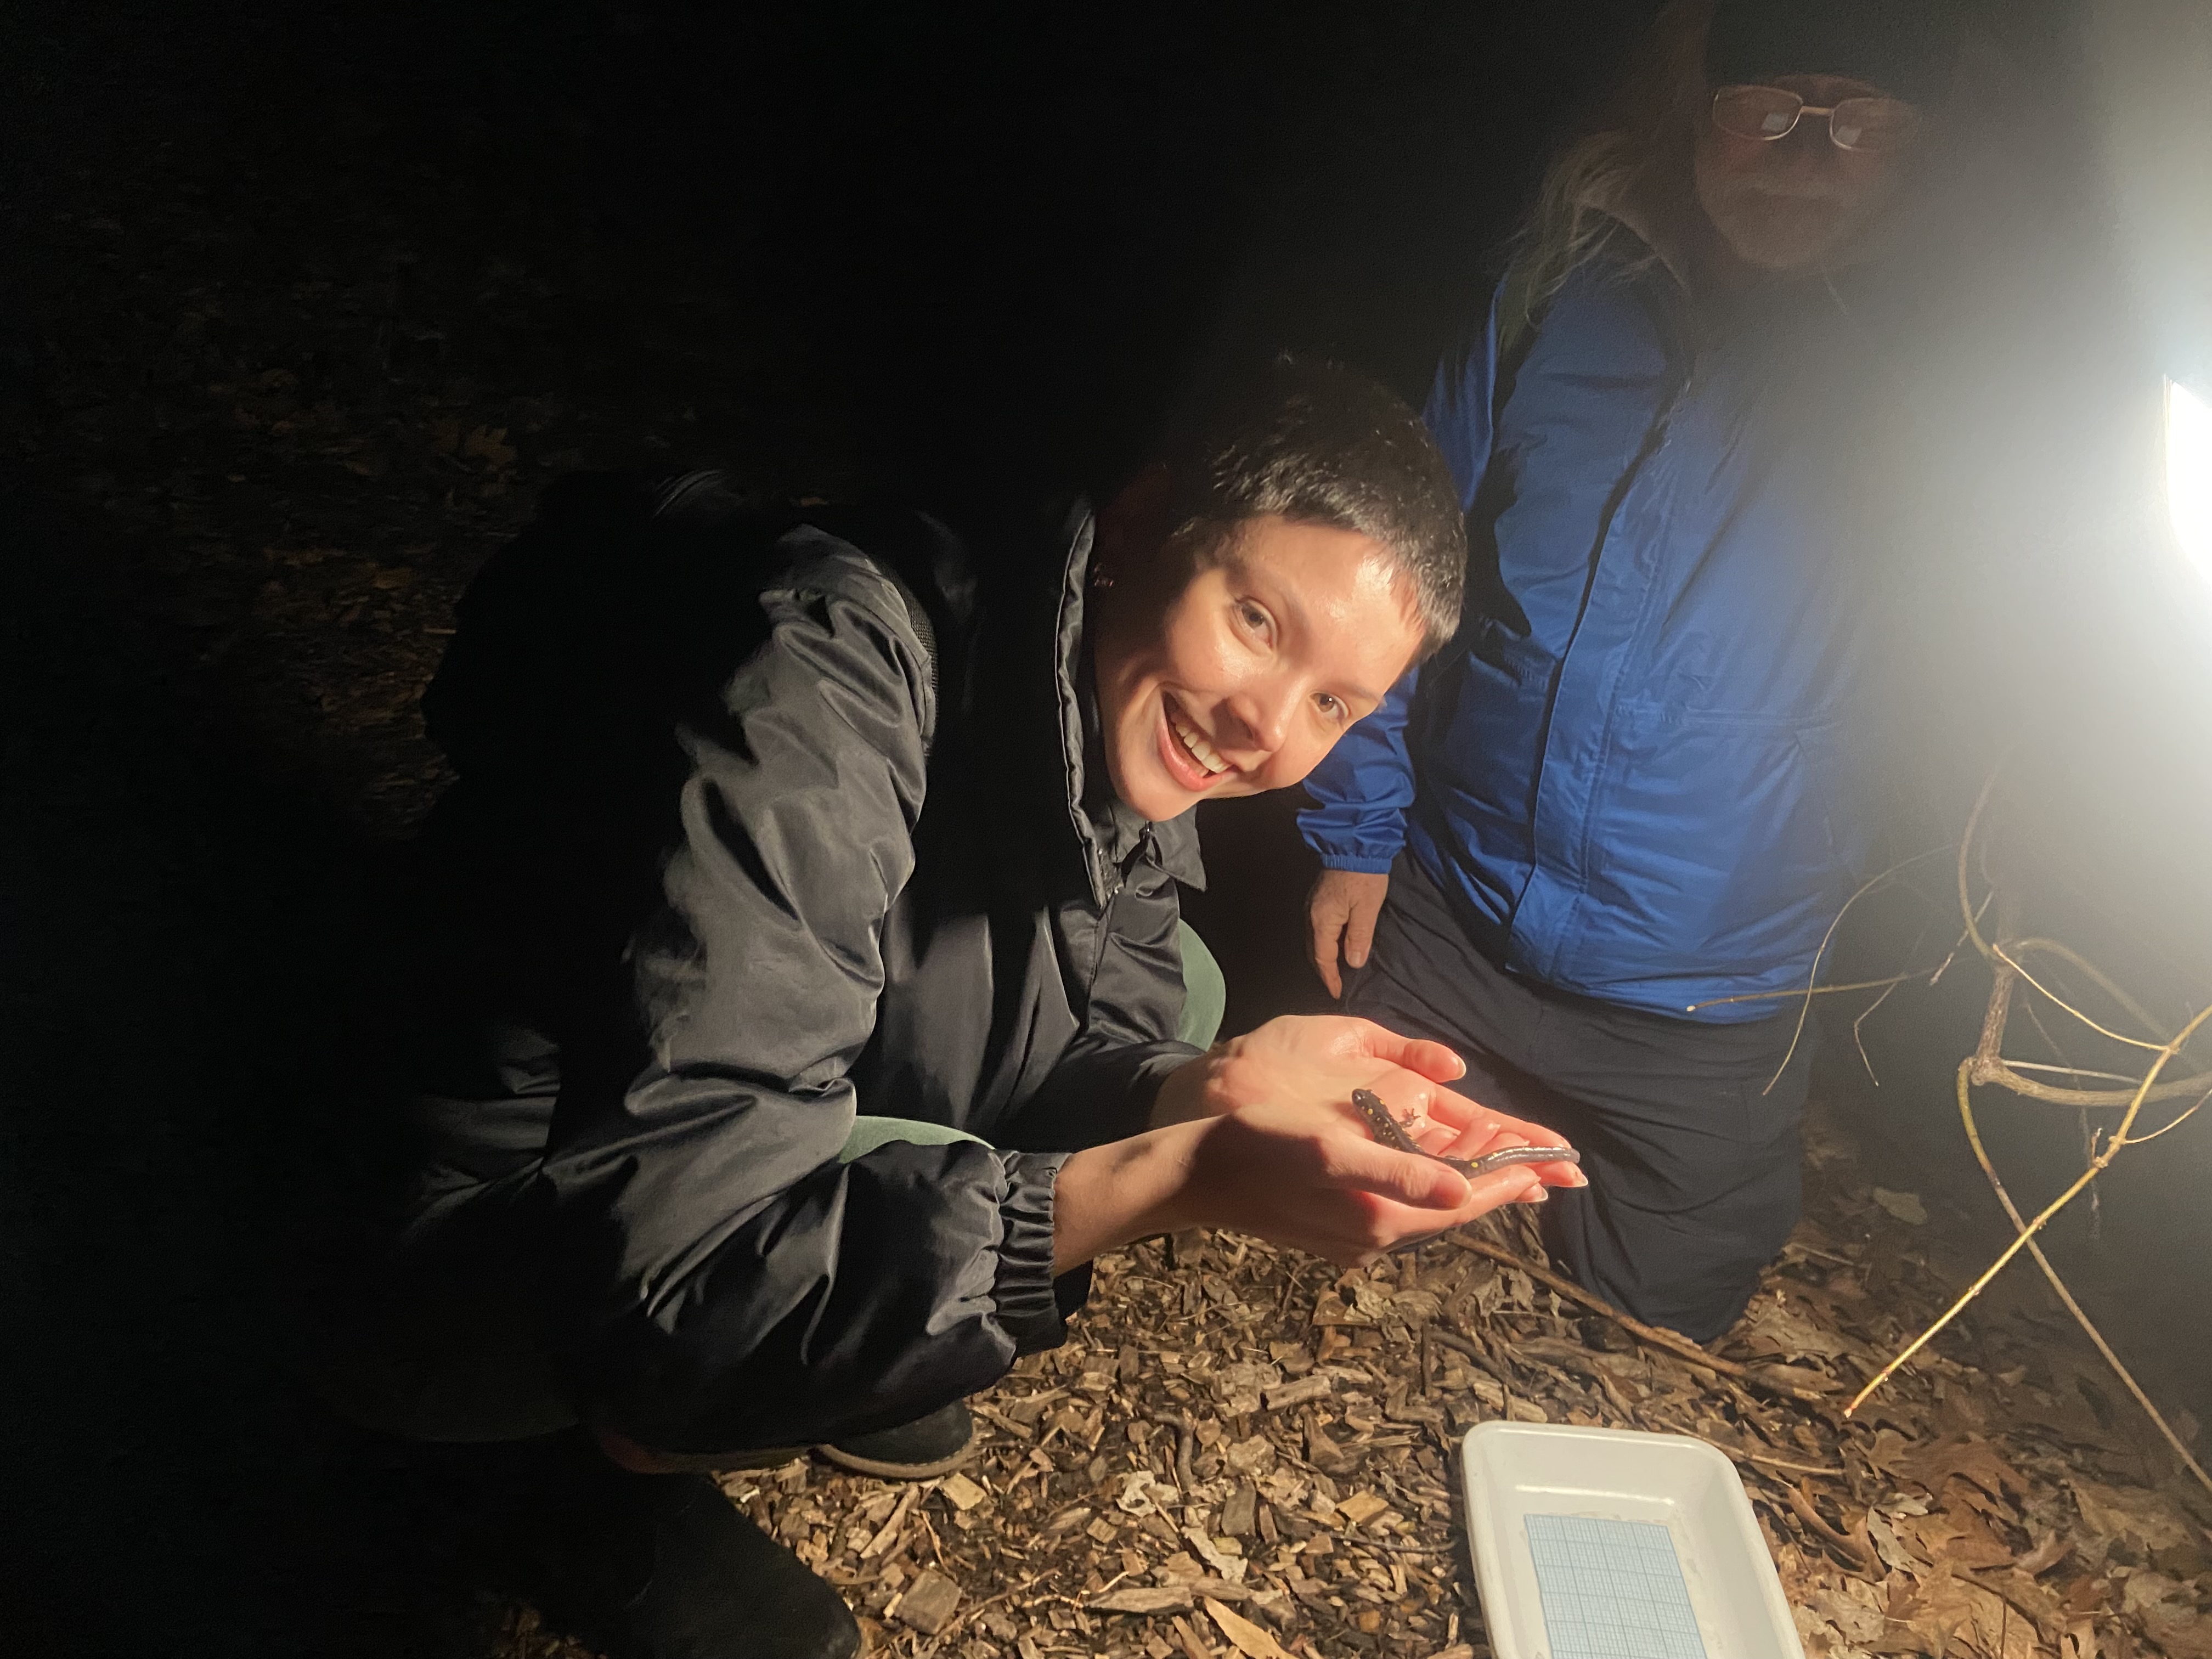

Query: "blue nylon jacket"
(1301, 257), (1878, 1021)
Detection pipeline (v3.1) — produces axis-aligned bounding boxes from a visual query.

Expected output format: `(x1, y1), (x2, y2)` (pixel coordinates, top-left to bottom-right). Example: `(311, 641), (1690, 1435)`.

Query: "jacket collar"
(1045, 503), (1206, 903)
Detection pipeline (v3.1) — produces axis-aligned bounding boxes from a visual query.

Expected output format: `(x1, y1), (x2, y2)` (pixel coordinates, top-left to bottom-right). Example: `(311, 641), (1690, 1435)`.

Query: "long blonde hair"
(1502, 0), (1718, 351)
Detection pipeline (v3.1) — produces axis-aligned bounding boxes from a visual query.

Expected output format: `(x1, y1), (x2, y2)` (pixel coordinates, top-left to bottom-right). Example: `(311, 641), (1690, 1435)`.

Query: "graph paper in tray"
(1459, 1423), (1804, 1659)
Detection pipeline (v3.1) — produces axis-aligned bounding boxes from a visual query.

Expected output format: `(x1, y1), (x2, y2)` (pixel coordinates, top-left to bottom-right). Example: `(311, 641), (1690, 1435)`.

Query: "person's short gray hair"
(1159, 355), (1466, 657)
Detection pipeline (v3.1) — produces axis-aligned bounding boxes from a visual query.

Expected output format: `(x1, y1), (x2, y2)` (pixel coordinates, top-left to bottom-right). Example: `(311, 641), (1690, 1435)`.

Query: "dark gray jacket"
(387, 474), (1204, 1453)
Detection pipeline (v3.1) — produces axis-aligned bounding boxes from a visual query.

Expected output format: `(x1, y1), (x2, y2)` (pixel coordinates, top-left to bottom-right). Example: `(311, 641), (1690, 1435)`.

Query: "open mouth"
(1161, 696), (1233, 790)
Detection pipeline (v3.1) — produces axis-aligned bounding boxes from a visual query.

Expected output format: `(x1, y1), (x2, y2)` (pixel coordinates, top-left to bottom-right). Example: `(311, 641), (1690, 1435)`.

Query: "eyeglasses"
(1710, 84), (1924, 154)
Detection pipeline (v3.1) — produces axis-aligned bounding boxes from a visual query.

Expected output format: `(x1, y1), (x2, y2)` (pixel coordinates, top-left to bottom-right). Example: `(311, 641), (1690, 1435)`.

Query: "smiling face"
(1089, 507), (1427, 823)
(1693, 73), (1914, 274)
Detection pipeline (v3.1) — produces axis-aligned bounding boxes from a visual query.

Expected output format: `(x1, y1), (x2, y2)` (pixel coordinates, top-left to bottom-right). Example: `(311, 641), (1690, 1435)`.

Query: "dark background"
(4, 1), (2207, 1655)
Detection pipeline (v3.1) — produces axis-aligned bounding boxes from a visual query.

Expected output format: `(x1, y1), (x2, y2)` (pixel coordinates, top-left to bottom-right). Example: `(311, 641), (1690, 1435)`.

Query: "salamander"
(1348, 1088), (1581, 1181)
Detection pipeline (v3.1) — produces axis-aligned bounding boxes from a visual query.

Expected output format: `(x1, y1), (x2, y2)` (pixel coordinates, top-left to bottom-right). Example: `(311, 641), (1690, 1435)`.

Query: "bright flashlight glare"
(2170, 378), (2212, 580)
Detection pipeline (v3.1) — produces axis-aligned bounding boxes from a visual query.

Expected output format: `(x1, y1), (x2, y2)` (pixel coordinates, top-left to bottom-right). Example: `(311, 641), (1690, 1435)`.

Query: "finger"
(1463, 1164), (1546, 1207)
(1434, 1107), (1579, 1170)
(1342, 897), (1379, 970)
(1335, 1068), (1458, 1150)
(1365, 1076), (1498, 1153)
(1431, 1115), (1525, 1159)
(1342, 1020), (1467, 1082)
(1362, 1167), (1543, 1249)
(1428, 1129), (1585, 1188)
(1343, 1070), (1492, 1158)
(1308, 905), (1345, 1001)
(1469, 1103), (1572, 1148)
(1318, 1135), (1472, 1211)
(1393, 1037), (1466, 1085)
(1410, 1080), (1483, 1134)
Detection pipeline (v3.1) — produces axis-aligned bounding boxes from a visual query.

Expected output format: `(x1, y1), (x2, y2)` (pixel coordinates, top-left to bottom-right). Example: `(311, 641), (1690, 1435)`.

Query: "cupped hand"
(1171, 1102), (1538, 1267)
(1156, 1014), (1579, 1169)
(1152, 1013), (1463, 1127)
(1144, 1013), (1585, 1266)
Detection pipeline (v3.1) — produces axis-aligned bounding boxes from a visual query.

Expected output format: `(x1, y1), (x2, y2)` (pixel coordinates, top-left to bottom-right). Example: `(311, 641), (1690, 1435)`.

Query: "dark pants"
(1347, 855), (1810, 1341)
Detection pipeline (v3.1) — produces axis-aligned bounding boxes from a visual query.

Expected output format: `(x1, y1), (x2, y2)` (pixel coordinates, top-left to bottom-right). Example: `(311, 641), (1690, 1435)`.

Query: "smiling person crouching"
(318, 357), (1584, 1659)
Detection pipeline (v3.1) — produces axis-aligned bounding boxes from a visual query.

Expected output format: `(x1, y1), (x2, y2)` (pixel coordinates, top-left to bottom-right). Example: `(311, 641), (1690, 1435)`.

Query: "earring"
(1090, 565), (1116, 591)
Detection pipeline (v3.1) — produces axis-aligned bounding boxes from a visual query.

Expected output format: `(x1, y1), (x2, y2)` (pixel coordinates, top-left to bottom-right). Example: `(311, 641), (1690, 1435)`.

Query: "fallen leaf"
(1747, 1361), (1844, 1395)
(1118, 1471), (1164, 1516)
(1736, 1297), (1863, 1362)
(1871, 1188), (1929, 1224)
(2118, 1571), (2212, 1659)
(1810, 1583), (1885, 1643)
(2069, 1479), (2192, 1552)
(1905, 1436), (2029, 1504)
(1183, 1524), (1246, 1583)
(1865, 1427), (1917, 1475)
(1865, 1506), (1926, 1577)
(1907, 1503), (2015, 1571)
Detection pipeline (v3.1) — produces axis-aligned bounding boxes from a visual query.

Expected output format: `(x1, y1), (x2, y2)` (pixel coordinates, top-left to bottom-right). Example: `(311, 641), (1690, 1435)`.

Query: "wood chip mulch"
(703, 1105), (2212, 1659)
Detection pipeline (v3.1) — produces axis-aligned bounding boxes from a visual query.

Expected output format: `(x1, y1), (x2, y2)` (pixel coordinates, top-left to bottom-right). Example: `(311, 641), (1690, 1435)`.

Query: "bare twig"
(1763, 848), (1952, 1094)
(1149, 1410), (1198, 1493)
(1687, 968), (1933, 1012)
(2005, 936), (2168, 1039)
(1961, 924), (2212, 1105)
(1999, 1061), (2146, 1085)
(1736, 1449), (1847, 1477)
(1446, 1235), (1836, 1406)
(1852, 977), (1901, 1085)
(1778, 1477), (1880, 1575)
(1848, 1001), (2212, 1419)
(929, 1568), (1049, 1645)
(1952, 1060), (2212, 1497)
(2121, 1091), (2210, 1147)
(1996, 941), (2170, 1053)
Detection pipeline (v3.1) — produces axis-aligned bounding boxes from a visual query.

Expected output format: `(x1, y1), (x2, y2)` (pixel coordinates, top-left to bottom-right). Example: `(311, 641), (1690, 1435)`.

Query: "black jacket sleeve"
(535, 534), (1070, 1454)
(999, 843), (1203, 1152)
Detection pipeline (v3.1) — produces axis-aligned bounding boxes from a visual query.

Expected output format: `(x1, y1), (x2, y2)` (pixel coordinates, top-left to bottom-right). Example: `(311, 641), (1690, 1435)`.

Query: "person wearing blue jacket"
(1303, 0), (1959, 1340)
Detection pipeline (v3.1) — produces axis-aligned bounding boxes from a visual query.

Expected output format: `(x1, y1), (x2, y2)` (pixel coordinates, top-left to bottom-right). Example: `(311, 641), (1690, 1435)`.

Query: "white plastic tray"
(1459, 1423), (1803, 1659)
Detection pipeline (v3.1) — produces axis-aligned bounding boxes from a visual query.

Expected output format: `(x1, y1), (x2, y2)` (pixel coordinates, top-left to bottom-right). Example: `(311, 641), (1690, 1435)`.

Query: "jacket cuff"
(992, 1150), (1074, 1354)
(1318, 851), (1399, 873)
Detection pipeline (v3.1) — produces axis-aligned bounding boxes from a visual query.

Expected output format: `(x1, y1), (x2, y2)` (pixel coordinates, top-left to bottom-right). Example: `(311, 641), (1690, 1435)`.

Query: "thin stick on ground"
(1846, 1000), (2212, 1420)
(1953, 1059), (2212, 1497)
(1446, 1234), (1836, 1406)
